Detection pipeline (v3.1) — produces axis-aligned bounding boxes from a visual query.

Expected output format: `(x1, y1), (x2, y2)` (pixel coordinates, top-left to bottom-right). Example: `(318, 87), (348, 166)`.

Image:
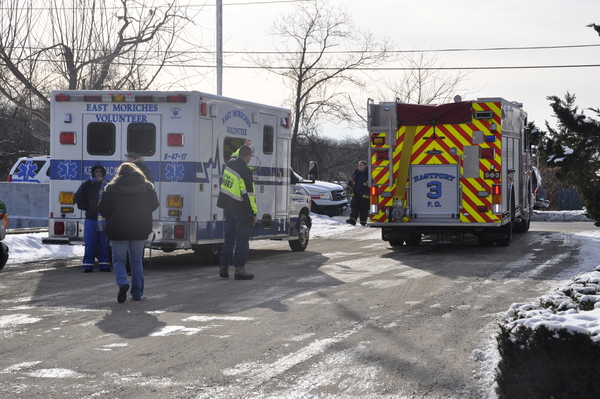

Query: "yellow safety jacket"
(217, 157), (257, 215)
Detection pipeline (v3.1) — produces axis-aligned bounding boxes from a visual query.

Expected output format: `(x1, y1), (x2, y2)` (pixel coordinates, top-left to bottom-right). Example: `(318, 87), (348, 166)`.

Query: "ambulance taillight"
(167, 133), (184, 146)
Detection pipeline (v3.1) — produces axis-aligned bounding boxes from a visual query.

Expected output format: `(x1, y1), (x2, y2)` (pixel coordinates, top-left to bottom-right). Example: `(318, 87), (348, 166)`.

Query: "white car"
(7, 156), (51, 183)
(292, 170), (347, 216)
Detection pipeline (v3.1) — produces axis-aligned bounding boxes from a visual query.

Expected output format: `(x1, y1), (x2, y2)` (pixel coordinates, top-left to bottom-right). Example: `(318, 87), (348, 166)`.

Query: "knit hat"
(124, 152), (140, 160)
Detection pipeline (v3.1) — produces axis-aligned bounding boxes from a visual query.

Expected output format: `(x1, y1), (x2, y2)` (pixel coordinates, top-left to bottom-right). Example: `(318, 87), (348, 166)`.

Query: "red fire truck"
(367, 97), (533, 246)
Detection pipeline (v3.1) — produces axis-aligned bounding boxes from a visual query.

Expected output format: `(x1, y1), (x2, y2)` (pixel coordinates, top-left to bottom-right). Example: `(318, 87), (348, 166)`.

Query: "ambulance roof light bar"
(55, 93), (187, 103)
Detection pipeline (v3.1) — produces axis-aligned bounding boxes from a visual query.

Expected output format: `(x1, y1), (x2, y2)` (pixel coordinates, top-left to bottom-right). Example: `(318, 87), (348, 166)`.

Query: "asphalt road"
(0, 221), (596, 398)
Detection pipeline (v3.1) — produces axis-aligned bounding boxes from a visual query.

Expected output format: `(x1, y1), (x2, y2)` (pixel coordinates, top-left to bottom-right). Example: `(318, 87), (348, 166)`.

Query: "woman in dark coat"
(99, 162), (159, 303)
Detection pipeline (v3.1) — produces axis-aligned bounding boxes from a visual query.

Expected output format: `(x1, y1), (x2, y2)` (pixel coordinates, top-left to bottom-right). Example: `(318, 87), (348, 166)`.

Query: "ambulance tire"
(389, 240), (405, 247)
(0, 242), (8, 270)
(289, 214), (310, 251)
(195, 244), (222, 265)
(405, 233), (422, 246)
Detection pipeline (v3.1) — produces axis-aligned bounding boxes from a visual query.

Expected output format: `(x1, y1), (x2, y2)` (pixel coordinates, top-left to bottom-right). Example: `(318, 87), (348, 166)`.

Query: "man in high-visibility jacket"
(217, 145), (257, 280)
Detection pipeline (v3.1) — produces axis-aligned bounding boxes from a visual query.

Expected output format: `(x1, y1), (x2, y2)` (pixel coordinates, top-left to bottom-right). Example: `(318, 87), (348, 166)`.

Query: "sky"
(174, 0), (600, 138)
(3, 209), (600, 396)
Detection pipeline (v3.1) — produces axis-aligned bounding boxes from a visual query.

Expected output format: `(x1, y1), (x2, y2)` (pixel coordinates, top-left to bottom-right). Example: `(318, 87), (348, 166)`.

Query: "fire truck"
(367, 97), (532, 246)
(42, 90), (312, 261)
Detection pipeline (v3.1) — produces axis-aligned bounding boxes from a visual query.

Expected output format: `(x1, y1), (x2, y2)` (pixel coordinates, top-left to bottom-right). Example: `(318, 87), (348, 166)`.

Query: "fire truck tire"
(495, 222), (512, 246)
(477, 235), (494, 246)
(405, 233), (421, 246)
(289, 214), (310, 251)
(195, 244), (223, 265)
(389, 240), (405, 247)
(513, 214), (531, 233)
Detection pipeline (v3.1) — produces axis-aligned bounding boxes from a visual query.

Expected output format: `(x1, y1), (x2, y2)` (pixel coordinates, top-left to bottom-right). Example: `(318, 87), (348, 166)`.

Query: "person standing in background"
(346, 160), (370, 226)
(125, 152), (154, 183)
(99, 162), (159, 303)
(75, 162), (111, 273)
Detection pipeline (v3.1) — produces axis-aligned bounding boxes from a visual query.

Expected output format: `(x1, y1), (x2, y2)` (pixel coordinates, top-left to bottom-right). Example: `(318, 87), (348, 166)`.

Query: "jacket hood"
(90, 162), (106, 178)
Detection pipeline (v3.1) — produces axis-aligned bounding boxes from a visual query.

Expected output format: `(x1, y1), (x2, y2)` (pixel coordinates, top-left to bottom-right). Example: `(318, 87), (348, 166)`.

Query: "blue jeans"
(110, 240), (146, 300)
(83, 219), (111, 270)
(219, 210), (251, 269)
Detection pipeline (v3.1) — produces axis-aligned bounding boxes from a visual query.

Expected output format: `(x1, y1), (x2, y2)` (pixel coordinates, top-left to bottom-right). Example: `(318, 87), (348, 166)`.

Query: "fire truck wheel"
(495, 222), (513, 246)
(405, 233), (422, 246)
(289, 214), (310, 251)
(389, 240), (405, 247)
(513, 213), (531, 233)
(477, 235), (494, 246)
(195, 244), (223, 265)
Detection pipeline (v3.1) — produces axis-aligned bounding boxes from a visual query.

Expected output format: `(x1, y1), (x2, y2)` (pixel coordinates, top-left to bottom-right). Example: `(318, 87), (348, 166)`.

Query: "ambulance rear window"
(263, 125), (274, 154)
(127, 123), (156, 156)
(87, 123), (116, 155)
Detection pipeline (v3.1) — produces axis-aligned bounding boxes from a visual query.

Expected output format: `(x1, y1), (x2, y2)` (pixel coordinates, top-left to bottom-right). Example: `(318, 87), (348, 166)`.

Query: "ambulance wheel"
(389, 240), (405, 247)
(196, 244), (222, 265)
(0, 242), (8, 270)
(289, 214), (310, 251)
(405, 233), (421, 246)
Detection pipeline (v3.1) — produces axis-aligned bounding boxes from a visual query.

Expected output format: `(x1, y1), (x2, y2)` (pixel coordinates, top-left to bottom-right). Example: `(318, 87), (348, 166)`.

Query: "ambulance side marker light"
(60, 132), (76, 145)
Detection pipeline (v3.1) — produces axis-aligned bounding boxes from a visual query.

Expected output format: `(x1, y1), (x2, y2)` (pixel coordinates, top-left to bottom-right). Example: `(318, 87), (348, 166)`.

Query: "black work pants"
(349, 196), (370, 224)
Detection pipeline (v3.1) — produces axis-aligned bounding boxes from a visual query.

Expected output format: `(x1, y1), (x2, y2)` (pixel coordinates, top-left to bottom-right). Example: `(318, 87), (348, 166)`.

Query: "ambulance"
(368, 97), (532, 246)
(42, 90), (312, 261)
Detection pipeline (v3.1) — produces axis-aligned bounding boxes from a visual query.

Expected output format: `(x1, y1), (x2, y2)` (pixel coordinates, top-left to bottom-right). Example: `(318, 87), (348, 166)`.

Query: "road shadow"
(96, 306), (167, 339)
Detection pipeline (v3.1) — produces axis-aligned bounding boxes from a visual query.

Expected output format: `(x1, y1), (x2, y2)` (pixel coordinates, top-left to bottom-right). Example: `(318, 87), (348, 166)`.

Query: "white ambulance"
(42, 90), (312, 262)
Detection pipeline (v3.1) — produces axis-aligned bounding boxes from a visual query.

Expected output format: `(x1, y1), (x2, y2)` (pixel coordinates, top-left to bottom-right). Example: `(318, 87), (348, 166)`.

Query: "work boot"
(234, 266), (254, 280)
(346, 219), (356, 226)
(219, 267), (229, 278)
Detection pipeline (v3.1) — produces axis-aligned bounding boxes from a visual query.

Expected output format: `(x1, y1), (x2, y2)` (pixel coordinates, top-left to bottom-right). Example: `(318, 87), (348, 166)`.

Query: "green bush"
(496, 324), (600, 399)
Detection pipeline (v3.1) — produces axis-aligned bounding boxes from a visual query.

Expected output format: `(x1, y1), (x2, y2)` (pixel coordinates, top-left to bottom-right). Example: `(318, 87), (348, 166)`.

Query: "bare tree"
(0, 0), (199, 136)
(251, 0), (390, 160)
(376, 51), (473, 105)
